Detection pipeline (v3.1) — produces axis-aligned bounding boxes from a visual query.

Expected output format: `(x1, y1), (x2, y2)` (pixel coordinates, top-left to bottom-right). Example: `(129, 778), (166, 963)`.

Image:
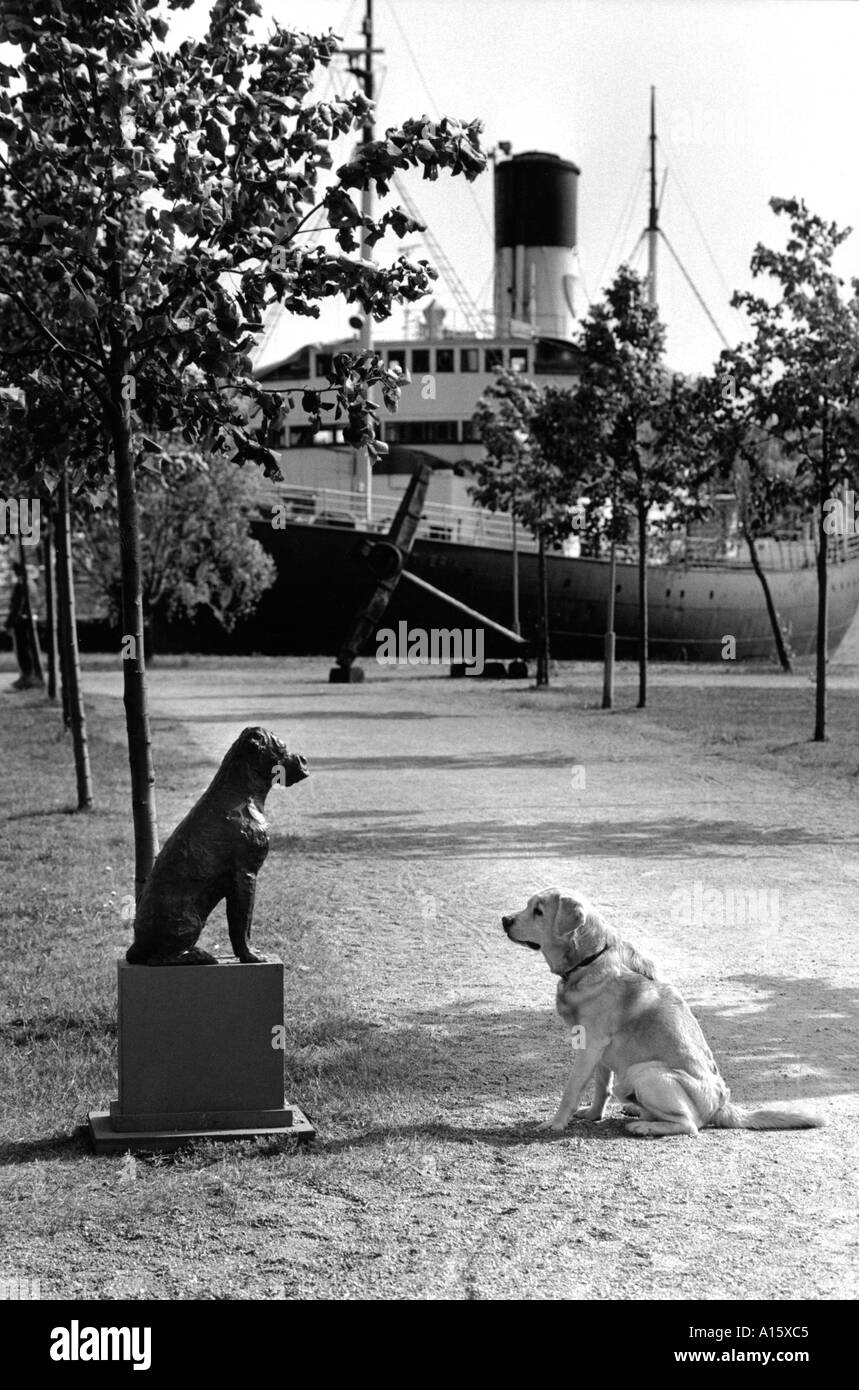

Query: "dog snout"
(294, 753), (309, 778)
(502, 915), (514, 933)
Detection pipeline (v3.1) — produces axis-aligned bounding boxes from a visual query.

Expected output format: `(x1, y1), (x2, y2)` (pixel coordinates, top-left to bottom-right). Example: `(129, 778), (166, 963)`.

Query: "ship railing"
(269, 484), (541, 551)
(665, 532), (859, 569)
(266, 485), (859, 568)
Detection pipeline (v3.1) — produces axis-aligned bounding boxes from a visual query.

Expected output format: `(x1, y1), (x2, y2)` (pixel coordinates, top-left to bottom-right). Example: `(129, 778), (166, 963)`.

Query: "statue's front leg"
(227, 869), (266, 963)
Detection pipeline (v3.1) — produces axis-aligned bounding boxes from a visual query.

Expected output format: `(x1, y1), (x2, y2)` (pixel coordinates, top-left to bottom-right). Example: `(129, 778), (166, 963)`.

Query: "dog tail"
(710, 1101), (824, 1131)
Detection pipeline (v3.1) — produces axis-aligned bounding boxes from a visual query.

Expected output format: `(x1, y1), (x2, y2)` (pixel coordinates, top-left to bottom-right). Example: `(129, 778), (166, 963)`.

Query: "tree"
(81, 448), (276, 653)
(699, 364), (795, 671)
(42, 502), (59, 701)
(539, 361), (626, 706)
(560, 268), (672, 708)
(731, 197), (859, 739)
(0, 0), (486, 893)
(55, 465), (94, 808)
(0, 384), (94, 807)
(471, 370), (576, 685)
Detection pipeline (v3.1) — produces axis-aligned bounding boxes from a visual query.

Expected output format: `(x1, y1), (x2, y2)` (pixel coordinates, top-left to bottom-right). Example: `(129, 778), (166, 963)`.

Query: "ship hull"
(248, 520), (859, 662)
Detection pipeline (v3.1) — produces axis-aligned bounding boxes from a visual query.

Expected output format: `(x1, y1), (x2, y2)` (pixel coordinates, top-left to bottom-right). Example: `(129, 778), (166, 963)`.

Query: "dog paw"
(577, 1107), (607, 1122)
(538, 1118), (568, 1134)
(237, 950), (268, 964)
(626, 1121), (658, 1137)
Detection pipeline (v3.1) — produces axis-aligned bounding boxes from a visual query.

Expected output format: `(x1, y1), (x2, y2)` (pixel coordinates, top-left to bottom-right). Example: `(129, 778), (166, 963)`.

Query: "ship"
(246, 7), (859, 665)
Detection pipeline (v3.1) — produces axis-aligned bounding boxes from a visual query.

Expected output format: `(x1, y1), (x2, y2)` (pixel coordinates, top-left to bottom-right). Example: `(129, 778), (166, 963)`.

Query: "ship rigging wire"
(609, 128), (733, 350)
(576, 258), (594, 308)
(659, 228), (730, 348)
(657, 131), (743, 329)
(598, 148), (648, 289)
(382, 0), (494, 246)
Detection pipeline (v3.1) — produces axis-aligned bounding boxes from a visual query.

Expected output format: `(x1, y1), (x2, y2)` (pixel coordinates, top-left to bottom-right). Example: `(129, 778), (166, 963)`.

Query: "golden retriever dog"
(502, 890), (824, 1137)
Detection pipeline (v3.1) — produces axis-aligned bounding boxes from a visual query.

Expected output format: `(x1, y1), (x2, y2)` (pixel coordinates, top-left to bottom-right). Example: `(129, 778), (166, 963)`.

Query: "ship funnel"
(494, 150), (580, 341)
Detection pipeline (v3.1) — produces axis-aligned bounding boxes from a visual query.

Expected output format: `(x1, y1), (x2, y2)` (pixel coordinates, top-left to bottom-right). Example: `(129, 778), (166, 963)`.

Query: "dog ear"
(246, 728), (272, 756)
(555, 896), (588, 940)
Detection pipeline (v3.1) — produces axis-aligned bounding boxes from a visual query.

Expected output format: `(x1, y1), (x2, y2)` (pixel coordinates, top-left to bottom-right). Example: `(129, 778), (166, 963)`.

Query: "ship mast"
(347, 0), (381, 522)
(647, 85), (658, 309)
(359, 0), (374, 359)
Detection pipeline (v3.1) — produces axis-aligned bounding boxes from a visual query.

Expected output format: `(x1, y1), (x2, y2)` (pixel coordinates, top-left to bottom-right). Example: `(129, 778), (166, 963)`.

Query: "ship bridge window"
(535, 339), (580, 375)
(386, 420), (459, 444)
(460, 348), (480, 373)
(436, 348), (455, 372)
(430, 420), (459, 443)
(315, 352), (333, 379)
(509, 348), (529, 373)
(388, 349), (407, 370)
(287, 425), (345, 447)
(461, 419), (481, 443)
(485, 347), (504, 372)
(411, 348), (431, 373)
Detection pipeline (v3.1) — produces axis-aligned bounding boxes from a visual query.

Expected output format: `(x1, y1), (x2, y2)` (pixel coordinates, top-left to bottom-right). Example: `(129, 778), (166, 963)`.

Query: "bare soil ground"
(1, 647), (857, 1300)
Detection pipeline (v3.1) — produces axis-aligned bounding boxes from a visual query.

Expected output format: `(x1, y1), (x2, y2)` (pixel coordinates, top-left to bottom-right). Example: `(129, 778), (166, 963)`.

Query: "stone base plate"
(88, 1105), (315, 1154)
(109, 1100), (294, 1132)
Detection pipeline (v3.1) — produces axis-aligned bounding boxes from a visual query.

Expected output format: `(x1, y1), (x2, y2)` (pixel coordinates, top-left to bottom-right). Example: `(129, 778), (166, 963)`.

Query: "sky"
(25, 0), (859, 375)
(248, 0), (859, 374)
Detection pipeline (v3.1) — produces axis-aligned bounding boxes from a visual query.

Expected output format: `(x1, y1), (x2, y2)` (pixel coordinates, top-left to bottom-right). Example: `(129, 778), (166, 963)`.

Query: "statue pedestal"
(88, 959), (314, 1153)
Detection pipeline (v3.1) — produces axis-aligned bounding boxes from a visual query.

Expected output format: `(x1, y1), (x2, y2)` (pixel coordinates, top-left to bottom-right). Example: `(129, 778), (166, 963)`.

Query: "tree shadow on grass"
(150, 710), (447, 725)
(285, 972), (855, 1151)
(0, 1013), (116, 1045)
(319, 1116), (632, 1153)
(299, 750), (611, 773)
(147, 684), (453, 699)
(273, 816), (856, 860)
(691, 972), (859, 1106)
(2, 974), (852, 1164)
(0, 1130), (91, 1165)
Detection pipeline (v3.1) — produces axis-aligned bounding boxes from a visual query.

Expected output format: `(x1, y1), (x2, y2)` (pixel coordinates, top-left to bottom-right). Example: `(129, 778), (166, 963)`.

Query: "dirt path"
(78, 658), (858, 1300)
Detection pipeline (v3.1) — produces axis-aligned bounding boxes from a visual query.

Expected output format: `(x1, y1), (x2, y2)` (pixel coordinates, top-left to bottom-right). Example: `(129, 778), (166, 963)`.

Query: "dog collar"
(558, 943), (611, 982)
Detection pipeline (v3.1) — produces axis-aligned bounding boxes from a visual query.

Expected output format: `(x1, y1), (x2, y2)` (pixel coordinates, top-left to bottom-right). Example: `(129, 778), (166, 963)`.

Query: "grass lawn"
(0, 652), (857, 1300)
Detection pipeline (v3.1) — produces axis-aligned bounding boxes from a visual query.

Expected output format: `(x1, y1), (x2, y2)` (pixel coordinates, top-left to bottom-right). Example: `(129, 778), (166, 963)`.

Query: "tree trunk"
(636, 498), (648, 709)
(110, 395), (159, 896)
(814, 412), (829, 742)
(17, 538), (45, 686)
(511, 512), (520, 635)
(56, 507), (72, 729)
(741, 520), (792, 672)
(43, 505), (59, 701)
(602, 536), (617, 709)
(55, 469), (93, 810)
(536, 531), (550, 687)
(107, 226), (159, 898)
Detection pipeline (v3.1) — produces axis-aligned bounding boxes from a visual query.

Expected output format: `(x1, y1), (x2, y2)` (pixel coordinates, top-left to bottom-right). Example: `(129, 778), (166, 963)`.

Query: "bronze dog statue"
(126, 727), (308, 966)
